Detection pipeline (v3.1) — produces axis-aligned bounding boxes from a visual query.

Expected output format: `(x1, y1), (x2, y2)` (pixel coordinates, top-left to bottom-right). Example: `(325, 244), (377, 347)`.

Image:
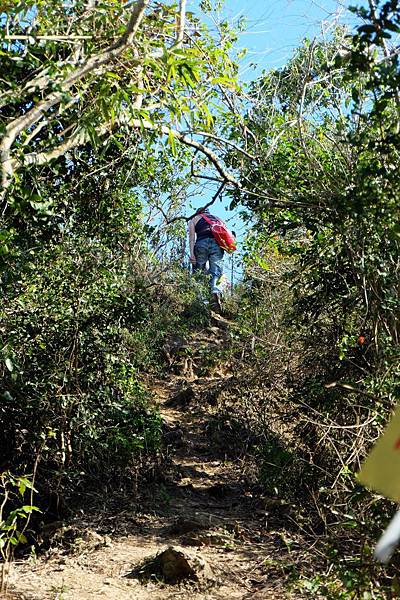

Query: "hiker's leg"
(208, 240), (224, 294)
(193, 239), (208, 272)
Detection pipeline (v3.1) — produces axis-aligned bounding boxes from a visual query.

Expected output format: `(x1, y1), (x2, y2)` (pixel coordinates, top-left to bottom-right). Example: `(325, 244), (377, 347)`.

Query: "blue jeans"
(194, 238), (224, 294)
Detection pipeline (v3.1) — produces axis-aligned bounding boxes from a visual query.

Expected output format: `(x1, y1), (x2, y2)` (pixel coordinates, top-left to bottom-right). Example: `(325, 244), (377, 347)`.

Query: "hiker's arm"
(189, 220), (196, 264)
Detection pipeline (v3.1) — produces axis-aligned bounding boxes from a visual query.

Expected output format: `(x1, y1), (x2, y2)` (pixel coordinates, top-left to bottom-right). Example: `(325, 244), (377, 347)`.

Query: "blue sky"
(218, 0), (357, 77)
(186, 0), (360, 230)
(189, 0), (359, 82)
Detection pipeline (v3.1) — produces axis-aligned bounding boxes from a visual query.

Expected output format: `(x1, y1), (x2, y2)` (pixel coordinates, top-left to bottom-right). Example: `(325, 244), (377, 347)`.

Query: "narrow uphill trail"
(9, 316), (298, 600)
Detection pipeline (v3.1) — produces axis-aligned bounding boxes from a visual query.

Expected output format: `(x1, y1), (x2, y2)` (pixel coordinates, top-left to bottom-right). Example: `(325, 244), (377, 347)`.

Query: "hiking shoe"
(212, 293), (223, 314)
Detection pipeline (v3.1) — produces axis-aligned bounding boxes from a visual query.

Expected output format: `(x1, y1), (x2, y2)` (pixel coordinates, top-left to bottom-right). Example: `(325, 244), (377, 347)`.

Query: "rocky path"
(7, 318), (298, 600)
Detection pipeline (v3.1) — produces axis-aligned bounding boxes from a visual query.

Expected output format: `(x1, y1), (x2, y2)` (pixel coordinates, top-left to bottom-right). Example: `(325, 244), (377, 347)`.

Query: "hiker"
(189, 207), (224, 312)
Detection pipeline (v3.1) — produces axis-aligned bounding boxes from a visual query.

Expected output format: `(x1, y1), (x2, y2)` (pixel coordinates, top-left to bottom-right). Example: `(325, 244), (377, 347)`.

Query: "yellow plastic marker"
(358, 405), (400, 502)
(358, 405), (400, 563)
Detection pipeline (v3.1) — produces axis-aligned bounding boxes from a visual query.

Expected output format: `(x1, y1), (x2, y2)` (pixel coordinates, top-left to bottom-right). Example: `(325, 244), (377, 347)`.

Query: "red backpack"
(201, 214), (237, 253)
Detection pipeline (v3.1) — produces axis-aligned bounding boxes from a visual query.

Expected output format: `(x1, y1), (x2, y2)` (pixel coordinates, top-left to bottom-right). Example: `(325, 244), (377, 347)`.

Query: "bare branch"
(22, 122), (112, 166)
(176, 0), (187, 47)
(4, 35), (93, 41)
(0, 67), (52, 110)
(325, 380), (379, 400)
(128, 119), (239, 187)
(162, 181), (226, 225)
(193, 131), (256, 160)
(240, 175), (327, 210)
(0, 0), (149, 201)
(21, 117), (239, 190)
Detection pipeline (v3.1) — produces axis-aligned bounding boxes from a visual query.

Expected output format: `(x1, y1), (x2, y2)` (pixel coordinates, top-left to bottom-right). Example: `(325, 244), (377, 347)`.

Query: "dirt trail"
(7, 317), (295, 600)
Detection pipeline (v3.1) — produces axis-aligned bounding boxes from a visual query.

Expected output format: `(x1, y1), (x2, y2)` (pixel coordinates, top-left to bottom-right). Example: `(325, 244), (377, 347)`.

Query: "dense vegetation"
(1, 0), (399, 597)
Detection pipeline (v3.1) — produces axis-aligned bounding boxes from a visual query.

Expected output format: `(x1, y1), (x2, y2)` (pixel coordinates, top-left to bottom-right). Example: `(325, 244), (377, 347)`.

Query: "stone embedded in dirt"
(210, 314), (230, 330)
(207, 483), (235, 499)
(71, 528), (107, 550)
(165, 385), (196, 407)
(162, 423), (184, 446)
(181, 529), (234, 548)
(163, 335), (187, 361)
(168, 515), (212, 535)
(128, 545), (215, 585)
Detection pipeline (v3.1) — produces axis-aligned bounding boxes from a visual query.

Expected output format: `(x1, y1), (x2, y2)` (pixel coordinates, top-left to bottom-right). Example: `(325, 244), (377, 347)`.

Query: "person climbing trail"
(188, 207), (236, 314)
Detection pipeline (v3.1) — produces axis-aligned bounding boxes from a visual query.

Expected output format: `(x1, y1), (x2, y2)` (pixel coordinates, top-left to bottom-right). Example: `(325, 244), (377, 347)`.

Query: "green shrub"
(0, 237), (164, 505)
